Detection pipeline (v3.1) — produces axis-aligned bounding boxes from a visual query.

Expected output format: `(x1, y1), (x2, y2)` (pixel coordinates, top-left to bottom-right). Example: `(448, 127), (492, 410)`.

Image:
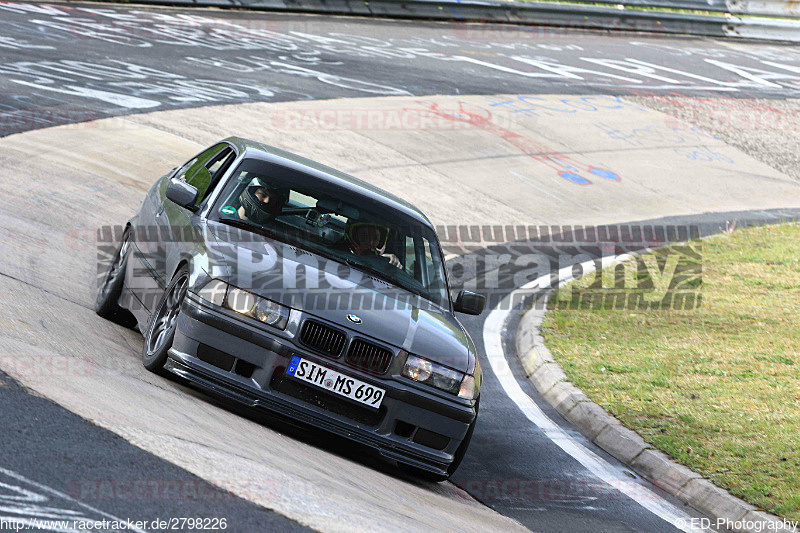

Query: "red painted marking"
(419, 102), (622, 186)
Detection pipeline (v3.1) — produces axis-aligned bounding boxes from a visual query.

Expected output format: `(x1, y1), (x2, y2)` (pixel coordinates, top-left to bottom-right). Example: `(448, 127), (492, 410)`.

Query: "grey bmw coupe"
(96, 137), (485, 481)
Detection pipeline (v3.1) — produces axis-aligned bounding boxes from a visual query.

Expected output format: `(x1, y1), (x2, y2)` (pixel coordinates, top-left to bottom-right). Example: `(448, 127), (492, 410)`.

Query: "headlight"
(254, 298), (287, 327)
(197, 279), (227, 307)
(403, 354), (433, 382)
(403, 354), (476, 399)
(198, 280), (290, 330)
(227, 287), (256, 314)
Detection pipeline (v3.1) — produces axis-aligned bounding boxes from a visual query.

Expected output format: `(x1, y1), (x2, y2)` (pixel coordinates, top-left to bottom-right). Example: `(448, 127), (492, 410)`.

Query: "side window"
(424, 239), (445, 288)
(175, 144), (222, 182)
(288, 190), (316, 208)
(174, 157), (198, 182)
(404, 236), (417, 277)
(191, 147), (236, 203)
(207, 148), (235, 181)
(404, 234), (441, 287)
(175, 144), (236, 205)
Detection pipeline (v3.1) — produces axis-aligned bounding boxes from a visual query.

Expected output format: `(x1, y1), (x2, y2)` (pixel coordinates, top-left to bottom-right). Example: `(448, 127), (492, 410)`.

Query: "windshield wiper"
(216, 217), (272, 236)
(216, 217), (297, 248)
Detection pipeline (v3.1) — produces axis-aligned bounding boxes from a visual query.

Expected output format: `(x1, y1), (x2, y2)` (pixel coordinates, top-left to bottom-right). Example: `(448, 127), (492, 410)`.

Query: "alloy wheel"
(148, 275), (188, 355)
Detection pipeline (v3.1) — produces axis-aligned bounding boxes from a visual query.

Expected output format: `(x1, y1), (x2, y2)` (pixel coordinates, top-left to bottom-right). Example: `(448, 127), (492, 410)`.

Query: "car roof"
(223, 136), (433, 228)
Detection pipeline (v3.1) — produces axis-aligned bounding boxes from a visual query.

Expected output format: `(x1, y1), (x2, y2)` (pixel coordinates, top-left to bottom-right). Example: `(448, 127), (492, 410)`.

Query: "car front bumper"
(168, 295), (477, 476)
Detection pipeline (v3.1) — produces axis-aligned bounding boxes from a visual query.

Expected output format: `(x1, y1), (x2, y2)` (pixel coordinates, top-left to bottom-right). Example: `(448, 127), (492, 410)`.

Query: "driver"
(347, 223), (402, 269)
(238, 185), (282, 224)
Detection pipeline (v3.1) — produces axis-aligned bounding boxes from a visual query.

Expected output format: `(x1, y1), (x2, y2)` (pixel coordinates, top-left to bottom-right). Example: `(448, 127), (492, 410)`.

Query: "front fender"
(165, 220), (230, 293)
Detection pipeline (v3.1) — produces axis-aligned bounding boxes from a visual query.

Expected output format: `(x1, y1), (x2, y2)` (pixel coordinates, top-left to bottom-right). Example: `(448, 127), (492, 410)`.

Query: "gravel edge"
(627, 96), (800, 184)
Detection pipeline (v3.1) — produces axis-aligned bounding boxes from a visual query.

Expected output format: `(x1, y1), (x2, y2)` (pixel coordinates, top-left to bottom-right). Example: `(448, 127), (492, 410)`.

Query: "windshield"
(210, 158), (449, 309)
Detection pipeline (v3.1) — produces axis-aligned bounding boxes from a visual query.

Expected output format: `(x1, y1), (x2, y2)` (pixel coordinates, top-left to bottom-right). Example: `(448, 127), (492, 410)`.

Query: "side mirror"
(453, 290), (486, 316)
(166, 178), (199, 211)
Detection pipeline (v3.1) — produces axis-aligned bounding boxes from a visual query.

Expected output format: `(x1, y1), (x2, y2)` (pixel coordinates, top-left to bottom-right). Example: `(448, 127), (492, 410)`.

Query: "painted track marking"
(482, 255), (710, 533)
(0, 467), (148, 533)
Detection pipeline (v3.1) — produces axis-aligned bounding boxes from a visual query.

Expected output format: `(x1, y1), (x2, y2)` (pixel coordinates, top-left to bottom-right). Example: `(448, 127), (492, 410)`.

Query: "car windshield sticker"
(220, 205), (236, 215)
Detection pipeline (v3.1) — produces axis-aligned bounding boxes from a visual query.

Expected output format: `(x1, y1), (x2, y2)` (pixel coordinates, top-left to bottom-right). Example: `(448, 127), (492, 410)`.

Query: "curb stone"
(516, 299), (798, 533)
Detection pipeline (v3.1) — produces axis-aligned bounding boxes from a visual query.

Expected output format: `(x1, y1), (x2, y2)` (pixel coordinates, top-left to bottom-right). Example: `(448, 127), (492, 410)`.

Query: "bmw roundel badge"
(346, 314), (362, 324)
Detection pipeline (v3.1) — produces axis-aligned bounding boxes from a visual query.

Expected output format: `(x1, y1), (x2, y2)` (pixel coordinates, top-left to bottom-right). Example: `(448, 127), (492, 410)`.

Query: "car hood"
(206, 222), (474, 373)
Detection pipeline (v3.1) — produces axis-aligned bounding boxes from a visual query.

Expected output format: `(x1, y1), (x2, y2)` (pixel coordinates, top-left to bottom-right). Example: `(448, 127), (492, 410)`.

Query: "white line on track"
(482, 255), (710, 533)
(0, 467), (148, 533)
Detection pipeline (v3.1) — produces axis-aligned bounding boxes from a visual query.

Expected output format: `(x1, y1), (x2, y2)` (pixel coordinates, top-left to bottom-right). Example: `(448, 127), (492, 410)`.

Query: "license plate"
(285, 356), (385, 409)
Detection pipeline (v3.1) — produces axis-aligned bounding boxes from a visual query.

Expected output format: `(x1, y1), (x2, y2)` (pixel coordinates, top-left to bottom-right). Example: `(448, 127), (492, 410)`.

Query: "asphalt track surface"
(2, 2), (800, 533)
(0, 370), (312, 532)
(461, 208), (800, 533)
(2, 0), (800, 138)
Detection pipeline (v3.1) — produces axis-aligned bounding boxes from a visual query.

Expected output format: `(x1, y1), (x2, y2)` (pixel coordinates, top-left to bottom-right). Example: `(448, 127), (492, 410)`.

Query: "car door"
(133, 152), (197, 271)
(156, 143), (237, 288)
(127, 157), (198, 314)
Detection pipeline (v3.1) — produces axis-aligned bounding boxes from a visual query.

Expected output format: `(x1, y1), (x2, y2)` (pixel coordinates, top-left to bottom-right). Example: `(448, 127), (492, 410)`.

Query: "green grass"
(542, 222), (800, 521)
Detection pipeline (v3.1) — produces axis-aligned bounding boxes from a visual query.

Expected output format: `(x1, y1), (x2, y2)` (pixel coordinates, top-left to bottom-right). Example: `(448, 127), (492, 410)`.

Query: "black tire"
(142, 265), (189, 374)
(401, 397), (480, 482)
(95, 227), (134, 326)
